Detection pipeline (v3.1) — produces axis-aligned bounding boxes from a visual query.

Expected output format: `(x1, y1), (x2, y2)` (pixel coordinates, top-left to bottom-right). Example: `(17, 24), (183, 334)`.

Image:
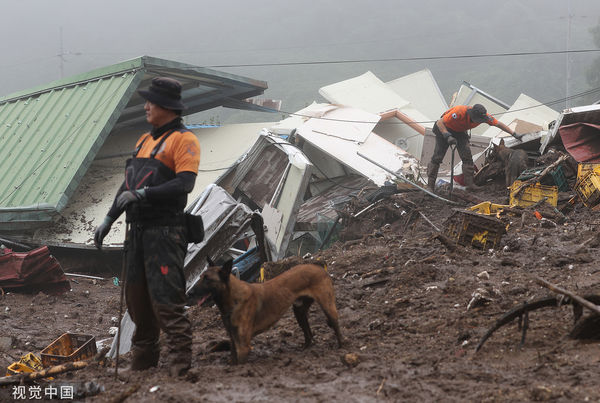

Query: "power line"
(6, 47), (597, 72)
(208, 49), (600, 68)
(207, 85), (600, 126)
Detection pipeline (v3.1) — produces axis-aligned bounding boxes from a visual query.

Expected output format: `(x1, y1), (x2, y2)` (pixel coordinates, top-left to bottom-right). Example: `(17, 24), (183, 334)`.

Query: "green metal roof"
(0, 56), (267, 229)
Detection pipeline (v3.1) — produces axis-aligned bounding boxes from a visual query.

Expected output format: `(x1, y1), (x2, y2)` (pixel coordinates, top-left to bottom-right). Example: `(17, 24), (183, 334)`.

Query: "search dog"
(488, 139), (529, 187)
(195, 259), (344, 364)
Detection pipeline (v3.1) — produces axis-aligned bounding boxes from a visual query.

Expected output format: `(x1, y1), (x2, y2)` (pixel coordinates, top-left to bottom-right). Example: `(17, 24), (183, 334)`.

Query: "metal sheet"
(0, 72), (139, 229)
(541, 104), (600, 154)
(453, 82), (510, 136)
(559, 123), (600, 162)
(296, 175), (374, 230)
(184, 184), (254, 290)
(216, 134), (313, 259)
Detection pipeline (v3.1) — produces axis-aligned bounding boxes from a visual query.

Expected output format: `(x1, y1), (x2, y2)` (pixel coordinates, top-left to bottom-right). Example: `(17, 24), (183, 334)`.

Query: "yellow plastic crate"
(469, 202), (511, 216)
(6, 362), (35, 376)
(577, 163), (600, 181)
(443, 209), (506, 249)
(509, 181), (558, 207)
(5, 353), (43, 376)
(574, 171), (600, 207)
(40, 333), (97, 367)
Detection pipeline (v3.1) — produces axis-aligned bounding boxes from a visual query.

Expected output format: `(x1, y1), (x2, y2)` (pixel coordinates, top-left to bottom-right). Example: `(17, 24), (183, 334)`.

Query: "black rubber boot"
(463, 164), (481, 191)
(155, 303), (192, 377)
(427, 162), (439, 191)
(130, 346), (160, 371)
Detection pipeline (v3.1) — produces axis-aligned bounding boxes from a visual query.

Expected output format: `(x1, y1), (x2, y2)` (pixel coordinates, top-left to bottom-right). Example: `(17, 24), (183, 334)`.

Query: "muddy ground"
(1, 182), (600, 402)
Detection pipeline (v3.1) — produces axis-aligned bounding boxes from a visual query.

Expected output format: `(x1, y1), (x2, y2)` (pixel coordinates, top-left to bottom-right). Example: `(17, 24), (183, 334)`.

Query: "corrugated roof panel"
(0, 56), (268, 233)
(0, 72), (138, 224)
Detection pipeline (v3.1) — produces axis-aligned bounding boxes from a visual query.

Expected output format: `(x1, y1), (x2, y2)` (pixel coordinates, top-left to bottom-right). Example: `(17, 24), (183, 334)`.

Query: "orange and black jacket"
(108, 118), (200, 221)
(433, 105), (498, 135)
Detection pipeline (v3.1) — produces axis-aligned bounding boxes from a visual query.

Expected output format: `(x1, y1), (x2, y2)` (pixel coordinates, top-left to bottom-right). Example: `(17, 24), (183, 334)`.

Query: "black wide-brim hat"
(138, 77), (186, 111)
(467, 103), (489, 123)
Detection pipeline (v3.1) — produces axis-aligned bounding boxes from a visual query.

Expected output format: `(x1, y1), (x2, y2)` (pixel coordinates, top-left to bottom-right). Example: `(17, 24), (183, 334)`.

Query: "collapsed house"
(0, 59), (574, 281)
(0, 56), (269, 271)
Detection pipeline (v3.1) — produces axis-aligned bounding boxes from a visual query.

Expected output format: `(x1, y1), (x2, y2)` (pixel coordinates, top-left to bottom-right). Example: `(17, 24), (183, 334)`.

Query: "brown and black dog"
(488, 139), (529, 187)
(195, 259), (344, 364)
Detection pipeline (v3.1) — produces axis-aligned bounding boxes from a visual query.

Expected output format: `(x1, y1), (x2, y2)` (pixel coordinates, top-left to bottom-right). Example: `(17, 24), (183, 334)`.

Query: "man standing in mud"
(427, 104), (519, 191)
(93, 77), (200, 377)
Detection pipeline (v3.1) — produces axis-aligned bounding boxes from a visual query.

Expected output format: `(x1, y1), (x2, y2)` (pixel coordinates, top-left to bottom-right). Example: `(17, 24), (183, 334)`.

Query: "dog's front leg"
(222, 317), (239, 364)
(227, 329), (239, 364)
(233, 328), (252, 364)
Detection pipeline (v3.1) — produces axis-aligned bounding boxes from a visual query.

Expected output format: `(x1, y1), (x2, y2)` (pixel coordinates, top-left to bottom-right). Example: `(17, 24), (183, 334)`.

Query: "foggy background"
(1, 0), (599, 124)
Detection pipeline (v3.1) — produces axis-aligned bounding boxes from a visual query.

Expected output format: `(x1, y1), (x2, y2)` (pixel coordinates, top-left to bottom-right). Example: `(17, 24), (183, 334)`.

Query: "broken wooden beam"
(512, 154), (569, 198)
(0, 361), (88, 386)
(534, 277), (600, 316)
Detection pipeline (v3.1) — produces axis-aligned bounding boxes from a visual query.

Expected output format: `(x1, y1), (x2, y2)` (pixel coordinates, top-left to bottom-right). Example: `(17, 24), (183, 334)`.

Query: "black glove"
(94, 216), (115, 249)
(445, 133), (457, 146)
(116, 189), (145, 211)
(512, 132), (524, 140)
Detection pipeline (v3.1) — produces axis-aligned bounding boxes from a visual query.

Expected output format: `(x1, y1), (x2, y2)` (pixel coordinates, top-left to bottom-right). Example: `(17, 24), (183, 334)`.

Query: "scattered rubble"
(1, 64), (600, 400)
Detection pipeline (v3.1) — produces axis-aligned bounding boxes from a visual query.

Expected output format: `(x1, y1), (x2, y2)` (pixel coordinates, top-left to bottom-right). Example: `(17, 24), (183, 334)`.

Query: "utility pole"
(57, 26), (81, 79)
(59, 26), (64, 78)
(566, 0), (572, 109)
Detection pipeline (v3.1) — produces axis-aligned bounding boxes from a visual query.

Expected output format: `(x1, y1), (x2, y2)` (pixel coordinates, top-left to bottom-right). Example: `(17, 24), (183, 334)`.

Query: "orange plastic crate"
(40, 333), (96, 367)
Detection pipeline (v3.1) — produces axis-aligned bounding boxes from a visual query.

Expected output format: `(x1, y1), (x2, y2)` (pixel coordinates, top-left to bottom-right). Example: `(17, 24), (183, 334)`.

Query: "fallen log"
(0, 361), (88, 386)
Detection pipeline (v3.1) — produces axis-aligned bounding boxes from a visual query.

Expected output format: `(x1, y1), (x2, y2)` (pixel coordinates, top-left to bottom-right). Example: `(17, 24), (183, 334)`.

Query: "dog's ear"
(219, 259), (233, 283)
(499, 138), (505, 146)
(207, 256), (215, 267)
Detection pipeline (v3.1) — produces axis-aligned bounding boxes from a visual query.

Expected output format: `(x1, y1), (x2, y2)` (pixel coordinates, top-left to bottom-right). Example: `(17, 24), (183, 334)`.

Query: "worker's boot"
(156, 303), (193, 377)
(129, 345), (160, 371)
(427, 162), (439, 192)
(112, 345), (159, 376)
(463, 164), (481, 191)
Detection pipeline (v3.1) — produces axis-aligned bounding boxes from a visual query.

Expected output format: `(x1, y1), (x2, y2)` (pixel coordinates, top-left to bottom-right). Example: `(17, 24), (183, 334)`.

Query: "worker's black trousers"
(125, 224), (192, 367)
(430, 129), (474, 166)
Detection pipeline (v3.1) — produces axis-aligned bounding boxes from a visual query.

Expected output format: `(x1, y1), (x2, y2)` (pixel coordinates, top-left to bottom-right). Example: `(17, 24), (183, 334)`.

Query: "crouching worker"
(93, 77), (201, 377)
(427, 104), (518, 191)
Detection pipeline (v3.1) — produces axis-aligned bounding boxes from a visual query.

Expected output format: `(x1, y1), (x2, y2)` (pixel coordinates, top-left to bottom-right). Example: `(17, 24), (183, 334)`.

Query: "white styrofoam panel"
(319, 71), (410, 113)
(386, 69), (448, 120)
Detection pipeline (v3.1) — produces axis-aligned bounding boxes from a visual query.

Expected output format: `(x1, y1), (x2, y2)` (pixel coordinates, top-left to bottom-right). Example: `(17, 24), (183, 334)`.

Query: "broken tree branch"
(513, 154), (569, 197)
(476, 294), (600, 352)
(534, 277), (600, 316)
